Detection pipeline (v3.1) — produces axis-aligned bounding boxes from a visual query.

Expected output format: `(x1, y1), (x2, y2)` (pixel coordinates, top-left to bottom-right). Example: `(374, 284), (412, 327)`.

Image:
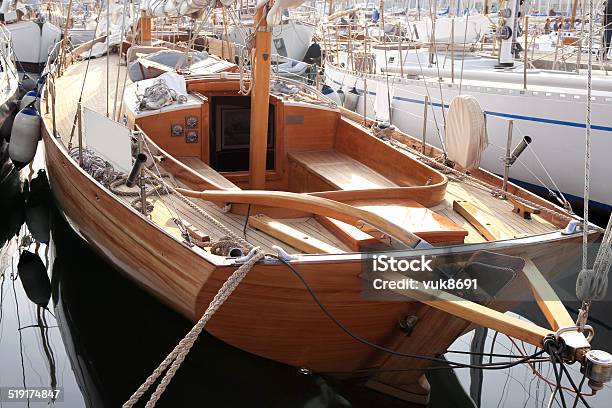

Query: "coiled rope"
(69, 148), (124, 186)
(69, 148), (171, 213)
(137, 78), (188, 111)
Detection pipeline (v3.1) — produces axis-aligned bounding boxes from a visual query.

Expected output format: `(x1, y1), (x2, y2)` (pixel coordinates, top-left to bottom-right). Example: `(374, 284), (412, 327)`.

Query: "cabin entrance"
(209, 96), (275, 172)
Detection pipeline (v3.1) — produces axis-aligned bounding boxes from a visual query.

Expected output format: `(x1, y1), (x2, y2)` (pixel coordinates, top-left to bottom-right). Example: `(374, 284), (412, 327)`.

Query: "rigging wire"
(458, 11), (472, 94)
(571, 375), (588, 408)
(268, 253), (546, 370)
(507, 335), (593, 396)
(112, 0), (131, 120)
(583, 0), (595, 272)
(404, 28), (447, 153)
(68, 4), (104, 149)
(117, 0), (140, 120)
(426, 0), (448, 130)
(106, 0), (111, 117)
(140, 136), (191, 240)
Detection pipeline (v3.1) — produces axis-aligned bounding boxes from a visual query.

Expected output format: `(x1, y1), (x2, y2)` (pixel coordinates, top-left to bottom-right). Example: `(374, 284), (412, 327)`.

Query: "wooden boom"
(521, 260), (576, 331)
(175, 189), (423, 248)
(368, 271), (554, 347)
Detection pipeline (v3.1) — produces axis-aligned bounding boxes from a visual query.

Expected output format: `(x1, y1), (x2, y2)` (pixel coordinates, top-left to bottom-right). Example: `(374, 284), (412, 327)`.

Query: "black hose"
(267, 254), (546, 371)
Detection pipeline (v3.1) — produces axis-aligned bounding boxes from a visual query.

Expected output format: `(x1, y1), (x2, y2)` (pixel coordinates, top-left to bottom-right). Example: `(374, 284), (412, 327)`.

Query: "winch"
(582, 350), (612, 392)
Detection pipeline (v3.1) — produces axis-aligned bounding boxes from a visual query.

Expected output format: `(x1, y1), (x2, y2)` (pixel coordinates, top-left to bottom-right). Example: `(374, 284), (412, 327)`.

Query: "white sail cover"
(141, 0), (306, 25)
(374, 82), (394, 123)
(444, 95), (487, 170)
(255, 0), (306, 26)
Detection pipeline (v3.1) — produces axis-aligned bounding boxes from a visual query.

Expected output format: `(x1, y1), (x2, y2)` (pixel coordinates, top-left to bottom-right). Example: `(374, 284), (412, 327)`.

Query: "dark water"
(0, 155), (611, 407)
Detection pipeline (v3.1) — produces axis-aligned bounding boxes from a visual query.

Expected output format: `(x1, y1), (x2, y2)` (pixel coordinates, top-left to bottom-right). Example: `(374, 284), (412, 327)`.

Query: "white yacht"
(324, 12), (612, 211)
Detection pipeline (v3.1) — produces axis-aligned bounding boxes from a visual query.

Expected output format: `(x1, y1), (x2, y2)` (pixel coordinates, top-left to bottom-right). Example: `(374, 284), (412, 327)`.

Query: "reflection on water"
(0, 167), (85, 407)
(0, 159), (610, 407)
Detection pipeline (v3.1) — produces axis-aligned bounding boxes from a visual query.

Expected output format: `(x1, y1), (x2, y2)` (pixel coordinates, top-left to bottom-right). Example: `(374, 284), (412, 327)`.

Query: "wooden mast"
(248, 4), (272, 190)
(140, 10), (152, 46)
(570, 0), (579, 27)
(60, 0), (74, 67)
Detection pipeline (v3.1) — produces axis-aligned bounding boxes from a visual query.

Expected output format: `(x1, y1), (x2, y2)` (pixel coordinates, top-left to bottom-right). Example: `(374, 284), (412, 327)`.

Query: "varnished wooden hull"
(42, 124), (588, 377)
(43, 126), (437, 373)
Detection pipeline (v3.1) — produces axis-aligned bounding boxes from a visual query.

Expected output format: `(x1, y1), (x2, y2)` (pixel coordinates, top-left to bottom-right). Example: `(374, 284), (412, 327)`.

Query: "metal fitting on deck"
(582, 350), (612, 392)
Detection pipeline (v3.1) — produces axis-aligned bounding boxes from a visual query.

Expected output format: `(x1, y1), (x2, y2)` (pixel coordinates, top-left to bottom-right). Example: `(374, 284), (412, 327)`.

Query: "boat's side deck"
(45, 53), (558, 255)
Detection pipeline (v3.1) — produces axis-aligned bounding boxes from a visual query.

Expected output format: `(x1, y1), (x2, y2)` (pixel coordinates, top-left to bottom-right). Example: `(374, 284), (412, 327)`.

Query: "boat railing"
(271, 75), (337, 109)
(322, 18), (611, 76)
(43, 36), (88, 139)
(232, 42), (321, 84)
(0, 24), (13, 63)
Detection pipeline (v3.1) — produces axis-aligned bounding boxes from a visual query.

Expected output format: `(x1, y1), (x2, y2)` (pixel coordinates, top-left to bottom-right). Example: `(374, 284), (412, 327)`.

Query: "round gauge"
(171, 124), (184, 137)
(186, 116), (198, 128)
(186, 131), (198, 143)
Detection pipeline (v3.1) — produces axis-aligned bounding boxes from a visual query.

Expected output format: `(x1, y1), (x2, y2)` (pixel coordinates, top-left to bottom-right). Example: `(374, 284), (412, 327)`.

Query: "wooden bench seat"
(178, 157), (240, 190)
(288, 150), (398, 191)
(319, 199), (468, 249)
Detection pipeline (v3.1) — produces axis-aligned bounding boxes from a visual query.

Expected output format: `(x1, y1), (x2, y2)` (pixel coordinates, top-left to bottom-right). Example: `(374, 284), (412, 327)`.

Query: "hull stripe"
(327, 77), (612, 132)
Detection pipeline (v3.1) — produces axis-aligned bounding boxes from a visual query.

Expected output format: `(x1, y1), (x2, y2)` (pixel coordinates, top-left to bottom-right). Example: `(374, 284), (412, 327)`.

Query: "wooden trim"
(521, 260), (575, 331)
(140, 11), (152, 46)
(249, 214), (343, 254)
(453, 200), (508, 241)
(340, 105), (576, 229)
(175, 189), (422, 247)
(315, 215), (381, 251)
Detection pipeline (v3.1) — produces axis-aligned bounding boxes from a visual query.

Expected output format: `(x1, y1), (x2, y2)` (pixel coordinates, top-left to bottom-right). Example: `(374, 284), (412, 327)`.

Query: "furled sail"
(140, 0), (220, 18)
(141, 0), (306, 25)
(255, 0), (306, 26)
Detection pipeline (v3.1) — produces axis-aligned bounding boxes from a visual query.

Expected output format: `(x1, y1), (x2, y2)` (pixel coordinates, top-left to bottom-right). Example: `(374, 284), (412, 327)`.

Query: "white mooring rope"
(123, 248), (264, 408)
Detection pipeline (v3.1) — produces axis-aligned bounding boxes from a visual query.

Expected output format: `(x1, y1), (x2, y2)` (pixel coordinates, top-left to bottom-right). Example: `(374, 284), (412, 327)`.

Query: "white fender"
(21, 77), (37, 92)
(343, 88), (360, 112)
(20, 90), (39, 110)
(336, 89), (346, 105)
(9, 107), (40, 167)
(321, 85), (341, 106)
(445, 95), (487, 170)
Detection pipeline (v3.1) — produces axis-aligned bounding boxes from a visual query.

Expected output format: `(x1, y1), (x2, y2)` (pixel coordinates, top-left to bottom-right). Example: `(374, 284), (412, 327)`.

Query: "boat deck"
(46, 53), (558, 255)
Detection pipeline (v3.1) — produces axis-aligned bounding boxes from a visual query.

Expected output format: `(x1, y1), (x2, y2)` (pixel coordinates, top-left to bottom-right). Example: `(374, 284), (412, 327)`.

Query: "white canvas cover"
(444, 95), (487, 170)
(374, 82), (394, 123)
(82, 107), (133, 174)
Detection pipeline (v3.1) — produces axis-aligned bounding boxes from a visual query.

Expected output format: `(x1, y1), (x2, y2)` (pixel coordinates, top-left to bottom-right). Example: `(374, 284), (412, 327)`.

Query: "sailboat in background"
(0, 0), (62, 73)
(323, 0), (612, 212)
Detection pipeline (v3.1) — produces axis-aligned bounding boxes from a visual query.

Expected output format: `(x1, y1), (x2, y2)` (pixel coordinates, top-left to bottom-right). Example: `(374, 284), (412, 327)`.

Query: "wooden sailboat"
(41, 3), (604, 404)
